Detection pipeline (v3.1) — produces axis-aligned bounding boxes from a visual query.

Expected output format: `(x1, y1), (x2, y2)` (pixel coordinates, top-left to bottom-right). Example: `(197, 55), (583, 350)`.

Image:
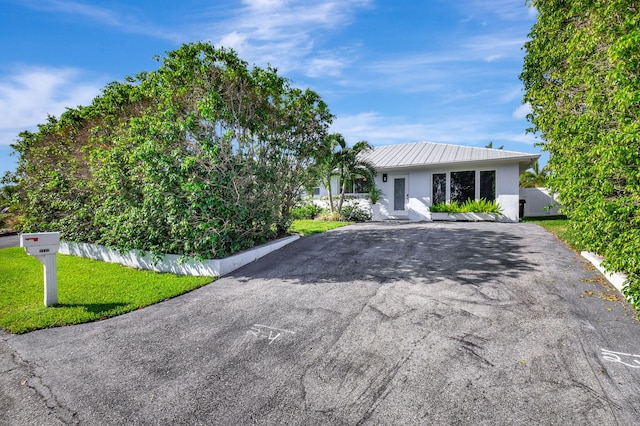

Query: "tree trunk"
(326, 175), (334, 212)
(337, 182), (347, 213)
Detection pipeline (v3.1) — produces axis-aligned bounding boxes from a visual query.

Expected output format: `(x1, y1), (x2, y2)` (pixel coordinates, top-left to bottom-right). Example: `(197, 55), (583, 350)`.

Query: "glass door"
(392, 176), (408, 215)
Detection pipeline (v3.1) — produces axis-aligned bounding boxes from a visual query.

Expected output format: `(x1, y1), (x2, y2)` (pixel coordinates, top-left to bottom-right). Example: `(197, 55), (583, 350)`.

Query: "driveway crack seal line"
(570, 379), (623, 411)
(355, 355), (412, 426)
(576, 336), (624, 417)
(449, 335), (494, 368)
(322, 285), (384, 353)
(10, 346), (80, 425)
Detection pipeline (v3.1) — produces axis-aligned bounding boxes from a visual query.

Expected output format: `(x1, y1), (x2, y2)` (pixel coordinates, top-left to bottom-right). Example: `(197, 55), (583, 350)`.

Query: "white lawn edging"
(581, 251), (629, 294)
(59, 235), (299, 277)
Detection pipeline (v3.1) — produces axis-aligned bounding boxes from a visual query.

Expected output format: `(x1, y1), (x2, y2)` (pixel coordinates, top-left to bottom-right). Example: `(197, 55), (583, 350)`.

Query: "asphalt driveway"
(2, 222), (640, 425)
(0, 233), (18, 249)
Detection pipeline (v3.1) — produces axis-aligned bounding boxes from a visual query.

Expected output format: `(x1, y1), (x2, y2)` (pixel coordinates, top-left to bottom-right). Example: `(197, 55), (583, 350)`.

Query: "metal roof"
(360, 141), (540, 171)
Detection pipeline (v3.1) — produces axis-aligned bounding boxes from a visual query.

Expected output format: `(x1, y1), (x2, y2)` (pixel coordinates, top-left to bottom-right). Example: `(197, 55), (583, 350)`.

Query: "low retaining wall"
(59, 235), (300, 277)
(581, 251), (629, 295)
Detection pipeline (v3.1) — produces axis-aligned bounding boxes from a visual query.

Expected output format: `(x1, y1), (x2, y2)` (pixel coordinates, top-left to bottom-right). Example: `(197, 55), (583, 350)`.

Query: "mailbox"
(21, 232), (60, 256)
(20, 232), (60, 306)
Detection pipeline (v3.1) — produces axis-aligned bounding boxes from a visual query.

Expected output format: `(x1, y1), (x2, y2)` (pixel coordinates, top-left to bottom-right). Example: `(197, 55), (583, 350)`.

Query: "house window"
(480, 171), (496, 201)
(340, 177), (369, 194)
(433, 173), (446, 204)
(354, 177), (369, 194)
(450, 171), (475, 203)
(312, 187), (320, 196)
(339, 179), (353, 194)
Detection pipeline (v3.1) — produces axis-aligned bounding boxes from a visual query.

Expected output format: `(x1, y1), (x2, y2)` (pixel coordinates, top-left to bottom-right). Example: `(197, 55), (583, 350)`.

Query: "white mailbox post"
(20, 232), (60, 307)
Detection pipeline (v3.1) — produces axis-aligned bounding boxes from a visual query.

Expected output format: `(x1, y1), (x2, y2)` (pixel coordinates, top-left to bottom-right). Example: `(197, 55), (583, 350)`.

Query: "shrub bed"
(430, 199), (503, 215)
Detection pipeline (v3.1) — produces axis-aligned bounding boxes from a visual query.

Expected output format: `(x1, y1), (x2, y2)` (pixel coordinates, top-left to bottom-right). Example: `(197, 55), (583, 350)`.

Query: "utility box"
(20, 232), (60, 306)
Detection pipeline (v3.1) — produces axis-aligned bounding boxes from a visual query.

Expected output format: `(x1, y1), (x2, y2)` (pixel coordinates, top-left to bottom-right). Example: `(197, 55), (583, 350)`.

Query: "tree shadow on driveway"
(229, 222), (541, 286)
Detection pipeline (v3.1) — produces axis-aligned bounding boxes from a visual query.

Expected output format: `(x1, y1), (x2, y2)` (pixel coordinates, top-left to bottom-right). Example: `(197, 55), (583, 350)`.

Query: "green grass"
(522, 216), (582, 250)
(1, 221), (349, 333)
(0, 247), (213, 334)
(289, 219), (353, 236)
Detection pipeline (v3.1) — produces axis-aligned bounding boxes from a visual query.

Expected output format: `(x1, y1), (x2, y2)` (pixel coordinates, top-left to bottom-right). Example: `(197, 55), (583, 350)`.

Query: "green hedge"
(9, 43), (332, 259)
(430, 199), (503, 214)
(522, 0), (640, 311)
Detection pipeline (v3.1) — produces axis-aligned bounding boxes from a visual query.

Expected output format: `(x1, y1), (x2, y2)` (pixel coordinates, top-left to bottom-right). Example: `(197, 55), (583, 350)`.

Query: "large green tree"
(521, 0), (640, 308)
(11, 43), (333, 258)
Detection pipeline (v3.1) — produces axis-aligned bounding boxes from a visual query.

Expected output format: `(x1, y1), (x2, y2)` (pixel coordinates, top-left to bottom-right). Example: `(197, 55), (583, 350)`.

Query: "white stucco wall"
(519, 188), (562, 217)
(373, 170), (431, 220)
(373, 163), (520, 222)
(313, 161), (523, 222)
(495, 163), (520, 222)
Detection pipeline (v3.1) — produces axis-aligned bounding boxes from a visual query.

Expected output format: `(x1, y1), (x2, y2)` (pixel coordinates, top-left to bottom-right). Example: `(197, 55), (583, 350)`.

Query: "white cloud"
(243, 0), (291, 10)
(462, 35), (527, 63)
(500, 86), (524, 103)
(0, 67), (103, 145)
(218, 31), (250, 53)
(485, 54), (503, 62)
(305, 57), (347, 78)
(458, 0), (537, 23)
(13, 1), (365, 78)
(511, 131), (537, 144)
(512, 102), (532, 119)
(331, 111), (500, 147)
(20, 0), (182, 41)
(331, 110), (539, 151)
(205, 0), (372, 75)
(47, 0), (123, 26)
(352, 31), (526, 96)
(331, 112), (431, 145)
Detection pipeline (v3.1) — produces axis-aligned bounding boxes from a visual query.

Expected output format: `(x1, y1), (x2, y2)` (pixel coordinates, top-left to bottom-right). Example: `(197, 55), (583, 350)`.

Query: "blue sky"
(0, 0), (540, 179)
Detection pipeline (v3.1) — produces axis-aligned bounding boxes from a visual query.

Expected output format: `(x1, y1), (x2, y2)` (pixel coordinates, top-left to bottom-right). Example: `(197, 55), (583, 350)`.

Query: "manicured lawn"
(1, 221), (349, 334)
(0, 247), (213, 334)
(289, 219), (353, 236)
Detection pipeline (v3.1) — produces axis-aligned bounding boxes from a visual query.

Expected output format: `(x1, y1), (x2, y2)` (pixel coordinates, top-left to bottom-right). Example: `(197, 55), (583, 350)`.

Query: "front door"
(392, 176), (408, 216)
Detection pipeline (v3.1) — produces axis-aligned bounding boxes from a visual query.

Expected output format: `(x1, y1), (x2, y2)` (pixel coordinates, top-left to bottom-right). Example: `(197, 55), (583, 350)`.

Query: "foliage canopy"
(10, 43), (333, 259)
(521, 0), (640, 308)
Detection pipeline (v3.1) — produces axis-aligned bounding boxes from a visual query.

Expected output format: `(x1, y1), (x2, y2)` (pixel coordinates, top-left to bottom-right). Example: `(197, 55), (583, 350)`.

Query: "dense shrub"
(340, 203), (371, 222)
(430, 199), (503, 214)
(316, 211), (342, 222)
(290, 203), (325, 220)
(9, 43), (333, 259)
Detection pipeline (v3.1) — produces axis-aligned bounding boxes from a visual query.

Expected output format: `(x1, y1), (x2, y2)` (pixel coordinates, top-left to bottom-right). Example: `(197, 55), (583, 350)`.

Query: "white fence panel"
(519, 188), (562, 217)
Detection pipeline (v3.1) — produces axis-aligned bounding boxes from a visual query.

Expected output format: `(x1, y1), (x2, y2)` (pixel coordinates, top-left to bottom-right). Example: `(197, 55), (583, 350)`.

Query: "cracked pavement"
(2, 222), (640, 424)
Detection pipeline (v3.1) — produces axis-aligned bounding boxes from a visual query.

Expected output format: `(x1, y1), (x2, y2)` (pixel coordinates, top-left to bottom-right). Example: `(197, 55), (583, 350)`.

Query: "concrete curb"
(581, 251), (629, 294)
(59, 235), (300, 277)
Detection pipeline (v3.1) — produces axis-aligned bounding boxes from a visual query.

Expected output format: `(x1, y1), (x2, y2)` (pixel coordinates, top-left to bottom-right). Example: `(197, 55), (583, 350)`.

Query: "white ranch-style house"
(314, 141), (540, 222)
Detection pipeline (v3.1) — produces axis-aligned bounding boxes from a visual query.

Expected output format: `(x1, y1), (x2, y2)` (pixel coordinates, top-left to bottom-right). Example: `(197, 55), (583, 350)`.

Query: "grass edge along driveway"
(0, 220), (352, 334)
(0, 247), (213, 334)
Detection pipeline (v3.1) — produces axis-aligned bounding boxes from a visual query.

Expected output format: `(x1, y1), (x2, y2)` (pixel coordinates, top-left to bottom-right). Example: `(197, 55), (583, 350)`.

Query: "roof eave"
(374, 154), (541, 172)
